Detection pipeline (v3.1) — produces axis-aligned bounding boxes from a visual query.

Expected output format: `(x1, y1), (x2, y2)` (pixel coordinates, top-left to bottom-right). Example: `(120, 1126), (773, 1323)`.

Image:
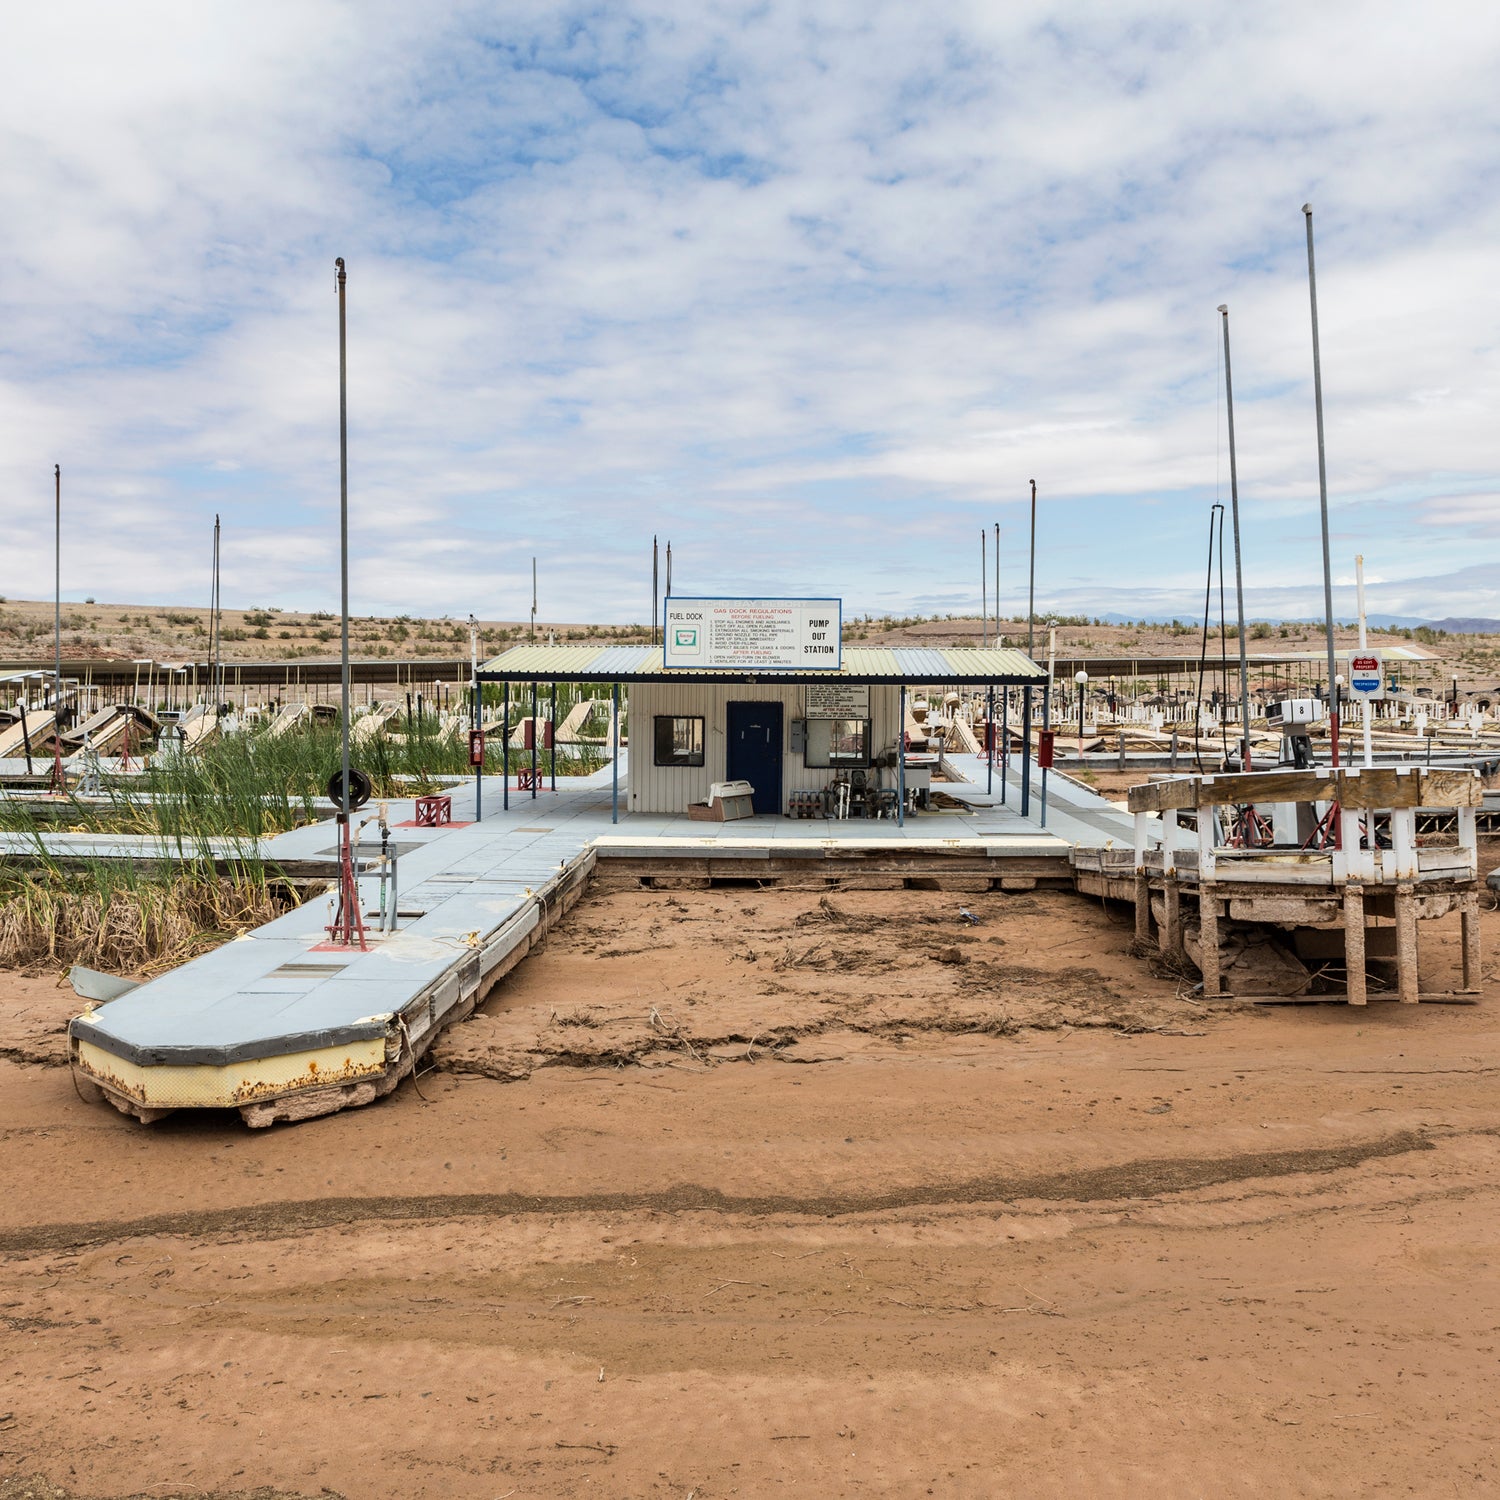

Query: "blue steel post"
(473, 675), (482, 822)
(611, 681), (620, 824)
(986, 684), (994, 795)
(1000, 688), (1009, 804)
(897, 684), (906, 828)
(502, 682), (509, 812)
(1021, 478), (1036, 816)
(1021, 689), (1033, 815)
(550, 681), (557, 790)
(1041, 675), (1051, 828)
(530, 680), (538, 799)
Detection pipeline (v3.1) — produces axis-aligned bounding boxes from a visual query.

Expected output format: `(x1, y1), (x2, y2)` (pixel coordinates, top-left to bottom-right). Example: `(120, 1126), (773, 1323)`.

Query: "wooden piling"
(1160, 883), (1182, 960)
(1198, 886), (1221, 997)
(1342, 883), (1366, 1006)
(1394, 883), (1419, 1004)
(1461, 890), (1482, 991)
(1134, 874), (1151, 946)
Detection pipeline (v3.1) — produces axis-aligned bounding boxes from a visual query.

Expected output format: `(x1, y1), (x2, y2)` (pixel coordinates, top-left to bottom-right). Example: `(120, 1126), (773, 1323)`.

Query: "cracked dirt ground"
(1, 882), (1498, 1497)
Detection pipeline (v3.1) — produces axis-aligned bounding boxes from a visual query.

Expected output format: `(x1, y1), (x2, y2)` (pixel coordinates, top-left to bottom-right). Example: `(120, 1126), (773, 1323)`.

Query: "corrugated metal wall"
(626, 682), (901, 813)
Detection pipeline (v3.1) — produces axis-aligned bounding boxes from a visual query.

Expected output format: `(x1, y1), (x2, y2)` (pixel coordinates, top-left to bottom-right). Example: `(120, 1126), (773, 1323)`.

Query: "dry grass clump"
(0, 863), (294, 974)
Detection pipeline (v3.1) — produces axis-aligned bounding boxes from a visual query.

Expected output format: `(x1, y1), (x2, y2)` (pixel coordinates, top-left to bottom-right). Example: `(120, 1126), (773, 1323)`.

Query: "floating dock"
(67, 755), (1124, 1126)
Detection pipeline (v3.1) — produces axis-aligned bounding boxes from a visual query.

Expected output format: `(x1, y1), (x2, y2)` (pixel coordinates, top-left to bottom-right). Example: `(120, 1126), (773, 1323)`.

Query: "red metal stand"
(325, 816), (369, 950)
(1302, 799), (1342, 851)
(414, 793), (452, 826)
(1225, 803), (1274, 848)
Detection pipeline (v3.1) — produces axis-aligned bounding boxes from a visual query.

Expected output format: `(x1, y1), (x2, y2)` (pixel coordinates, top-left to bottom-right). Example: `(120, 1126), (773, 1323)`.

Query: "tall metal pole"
(1041, 624), (1055, 827)
(1000, 686), (1008, 804)
(1356, 553), (1373, 768)
(1218, 305), (1253, 770)
(1021, 479), (1036, 816)
(610, 681), (620, 824)
(981, 528), (987, 648)
(53, 464), (61, 722)
(1027, 484), (1036, 658)
(652, 536), (659, 644)
(986, 683), (994, 795)
(50, 464), (65, 791)
(898, 684), (906, 828)
(993, 521), (1000, 643)
(530, 558), (537, 644)
(210, 514), (222, 715)
(334, 259), (352, 824)
(469, 614), (482, 820)
(1303, 204), (1339, 767)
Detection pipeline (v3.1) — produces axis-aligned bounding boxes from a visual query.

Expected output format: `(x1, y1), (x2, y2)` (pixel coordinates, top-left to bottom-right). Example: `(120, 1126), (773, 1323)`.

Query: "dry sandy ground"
(2, 884), (1499, 1498)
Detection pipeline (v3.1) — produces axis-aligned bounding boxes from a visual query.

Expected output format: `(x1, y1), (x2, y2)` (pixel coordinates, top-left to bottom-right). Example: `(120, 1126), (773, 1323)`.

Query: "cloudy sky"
(2, 1), (1498, 626)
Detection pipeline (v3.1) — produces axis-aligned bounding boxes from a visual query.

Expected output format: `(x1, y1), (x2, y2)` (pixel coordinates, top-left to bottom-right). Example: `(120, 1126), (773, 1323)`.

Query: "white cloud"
(1, 0), (1499, 625)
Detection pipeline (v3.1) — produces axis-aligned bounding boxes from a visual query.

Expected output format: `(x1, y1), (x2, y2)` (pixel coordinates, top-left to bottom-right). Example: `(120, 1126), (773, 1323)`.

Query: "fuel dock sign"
(663, 598), (842, 671)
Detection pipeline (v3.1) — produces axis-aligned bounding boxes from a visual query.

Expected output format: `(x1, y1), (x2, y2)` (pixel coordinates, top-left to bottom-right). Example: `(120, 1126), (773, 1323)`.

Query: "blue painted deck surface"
(67, 753), (1135, 1074)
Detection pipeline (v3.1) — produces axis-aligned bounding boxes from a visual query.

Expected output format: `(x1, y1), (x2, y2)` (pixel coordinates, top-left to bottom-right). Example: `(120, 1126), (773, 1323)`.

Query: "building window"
(805, 718), (871, 768)
(654, 714), (705, 767)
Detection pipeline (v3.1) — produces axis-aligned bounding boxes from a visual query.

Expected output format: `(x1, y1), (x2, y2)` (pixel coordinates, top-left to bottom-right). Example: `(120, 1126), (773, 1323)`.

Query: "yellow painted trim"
(74, 1035), (390, 1110)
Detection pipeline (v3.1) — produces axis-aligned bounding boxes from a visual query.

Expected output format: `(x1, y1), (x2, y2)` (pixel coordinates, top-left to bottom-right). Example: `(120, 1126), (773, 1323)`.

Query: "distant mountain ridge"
(1093, 611), (1433, 630)
(1093, 611), (1500, 633)
(1425, 617), (1500, 634)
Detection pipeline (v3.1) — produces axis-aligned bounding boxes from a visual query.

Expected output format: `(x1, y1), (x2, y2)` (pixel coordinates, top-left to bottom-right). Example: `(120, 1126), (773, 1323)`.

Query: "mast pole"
(1303, 204), (1339, 767)
(336, 258), (351, 821)
(1218, 305), (1253, 769)
(1021, 479), (1037, 816)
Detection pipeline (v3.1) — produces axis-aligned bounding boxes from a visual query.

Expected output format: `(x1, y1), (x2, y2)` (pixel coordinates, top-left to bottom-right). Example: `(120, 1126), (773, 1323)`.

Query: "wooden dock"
(1079, 765), (1485, 1004)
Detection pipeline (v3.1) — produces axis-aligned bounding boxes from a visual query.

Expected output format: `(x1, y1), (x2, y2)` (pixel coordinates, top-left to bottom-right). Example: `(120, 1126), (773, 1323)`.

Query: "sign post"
(1349, 650), (1383, 769)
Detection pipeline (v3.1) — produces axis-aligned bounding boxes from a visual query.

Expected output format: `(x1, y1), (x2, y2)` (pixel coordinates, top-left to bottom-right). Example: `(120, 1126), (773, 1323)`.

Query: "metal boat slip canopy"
(477, 642), (1045, 819)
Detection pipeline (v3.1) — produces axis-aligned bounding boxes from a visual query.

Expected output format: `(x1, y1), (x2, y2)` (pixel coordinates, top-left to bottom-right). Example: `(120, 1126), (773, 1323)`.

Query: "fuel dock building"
(479, 597), (1045, 819)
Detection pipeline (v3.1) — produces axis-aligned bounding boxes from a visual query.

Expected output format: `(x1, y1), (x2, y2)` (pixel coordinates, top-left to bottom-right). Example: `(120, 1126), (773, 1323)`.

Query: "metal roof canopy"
(477, 643), (1046, 685)
(1045, 647), (1438, 678)
(0, 656), (478, 689)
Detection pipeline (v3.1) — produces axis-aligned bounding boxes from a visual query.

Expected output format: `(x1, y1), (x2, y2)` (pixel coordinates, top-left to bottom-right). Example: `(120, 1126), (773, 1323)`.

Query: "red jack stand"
(1226, 803), (1274, 848)
(49, 741), (66, 795)
(325, 814), (369, 950)
(1303, 799), (1342, 851)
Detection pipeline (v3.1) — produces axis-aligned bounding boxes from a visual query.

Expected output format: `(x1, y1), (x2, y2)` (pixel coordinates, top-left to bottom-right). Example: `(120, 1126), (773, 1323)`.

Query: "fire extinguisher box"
(1037, 729), (1056, 769)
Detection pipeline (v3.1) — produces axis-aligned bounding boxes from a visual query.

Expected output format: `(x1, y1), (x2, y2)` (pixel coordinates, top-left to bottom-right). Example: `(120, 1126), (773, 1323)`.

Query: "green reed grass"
(0, 700), (616, 844)
(0, 857), (293, 974)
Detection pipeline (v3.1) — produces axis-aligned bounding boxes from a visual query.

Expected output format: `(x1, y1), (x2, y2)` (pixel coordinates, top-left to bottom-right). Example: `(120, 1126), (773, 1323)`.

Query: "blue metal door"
(726, 701), (783, 815)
